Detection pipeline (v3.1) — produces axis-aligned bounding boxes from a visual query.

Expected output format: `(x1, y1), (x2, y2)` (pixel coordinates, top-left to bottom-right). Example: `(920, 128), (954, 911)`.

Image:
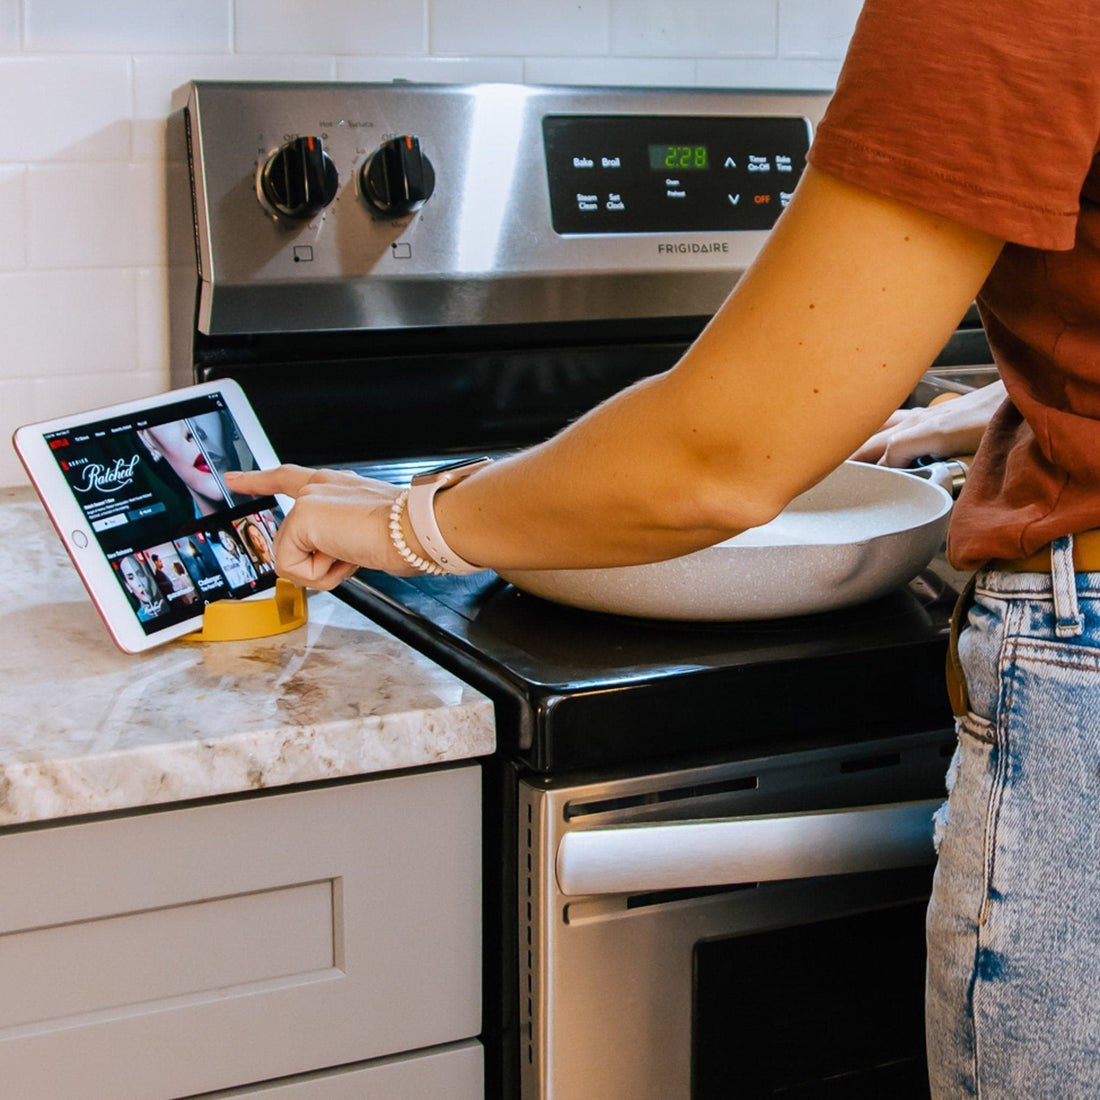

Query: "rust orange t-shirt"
(806, 0), (1100, 569)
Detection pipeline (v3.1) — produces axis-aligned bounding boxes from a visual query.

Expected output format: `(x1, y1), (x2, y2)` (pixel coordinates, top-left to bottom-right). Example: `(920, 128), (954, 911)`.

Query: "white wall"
(0, 0), (860, 486)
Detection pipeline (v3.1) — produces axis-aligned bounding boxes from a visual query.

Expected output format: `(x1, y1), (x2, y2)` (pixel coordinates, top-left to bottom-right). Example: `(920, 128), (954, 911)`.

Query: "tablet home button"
(72, 530), (88, 548)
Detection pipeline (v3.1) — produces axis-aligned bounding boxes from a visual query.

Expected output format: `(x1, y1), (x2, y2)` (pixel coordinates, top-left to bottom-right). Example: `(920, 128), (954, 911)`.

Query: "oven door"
(519, 728), (954, 1100)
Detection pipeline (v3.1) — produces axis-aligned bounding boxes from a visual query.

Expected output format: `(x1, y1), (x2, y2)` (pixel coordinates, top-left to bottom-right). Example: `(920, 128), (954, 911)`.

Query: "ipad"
(13, 379), (292, 653)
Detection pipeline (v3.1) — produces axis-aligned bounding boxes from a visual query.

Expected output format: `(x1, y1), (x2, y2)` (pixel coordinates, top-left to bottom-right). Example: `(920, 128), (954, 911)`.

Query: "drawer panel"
(0, 765), (481, 1099)
(202, 1039), (484, 1098)
(1, 880), (335, 1030)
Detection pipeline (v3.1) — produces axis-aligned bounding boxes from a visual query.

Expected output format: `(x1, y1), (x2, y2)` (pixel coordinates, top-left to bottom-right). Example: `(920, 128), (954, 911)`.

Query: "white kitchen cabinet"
(200, 1039), (484, 1097)
(0, 764), (482, 1100)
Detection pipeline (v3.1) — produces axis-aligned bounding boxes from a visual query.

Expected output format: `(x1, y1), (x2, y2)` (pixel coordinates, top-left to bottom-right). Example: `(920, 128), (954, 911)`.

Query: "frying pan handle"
(907, 455), (973, 497)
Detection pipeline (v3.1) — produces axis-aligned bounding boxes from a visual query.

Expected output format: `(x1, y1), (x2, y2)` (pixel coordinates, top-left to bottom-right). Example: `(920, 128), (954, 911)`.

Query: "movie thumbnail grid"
(111, 509), (280, 626)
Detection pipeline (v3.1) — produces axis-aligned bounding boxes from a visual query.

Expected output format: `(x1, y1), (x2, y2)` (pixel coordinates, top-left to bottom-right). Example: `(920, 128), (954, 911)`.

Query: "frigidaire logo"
(657, 241), (729, 255)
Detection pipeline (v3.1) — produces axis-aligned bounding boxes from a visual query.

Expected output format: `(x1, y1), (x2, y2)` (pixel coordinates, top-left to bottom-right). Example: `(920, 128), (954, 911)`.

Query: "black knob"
(260, 135), (339, 219)
(360, 135), (435, 216)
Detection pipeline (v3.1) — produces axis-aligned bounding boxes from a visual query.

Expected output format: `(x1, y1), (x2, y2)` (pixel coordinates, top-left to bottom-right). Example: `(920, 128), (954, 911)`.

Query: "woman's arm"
(229, 166), (1004, 587)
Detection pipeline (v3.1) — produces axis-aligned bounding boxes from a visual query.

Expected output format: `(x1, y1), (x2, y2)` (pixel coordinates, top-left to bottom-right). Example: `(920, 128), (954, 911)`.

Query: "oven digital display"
(543, 114), (812, 235)
(648, 143), (709, 171)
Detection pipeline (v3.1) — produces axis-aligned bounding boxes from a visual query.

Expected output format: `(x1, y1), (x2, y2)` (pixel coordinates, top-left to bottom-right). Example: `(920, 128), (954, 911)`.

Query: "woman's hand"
(851, 380), (1006, 467)
(225, 465), (418, 589)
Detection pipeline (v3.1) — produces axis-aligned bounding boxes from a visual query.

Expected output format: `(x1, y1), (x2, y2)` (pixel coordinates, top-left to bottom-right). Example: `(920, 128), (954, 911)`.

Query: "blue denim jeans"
(927, 535), (1100, 1098)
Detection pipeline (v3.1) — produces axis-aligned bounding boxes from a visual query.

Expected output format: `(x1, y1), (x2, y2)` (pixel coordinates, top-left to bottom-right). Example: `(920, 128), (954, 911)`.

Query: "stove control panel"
(543, 115), (810, 235)
(176, 82), (830, 335)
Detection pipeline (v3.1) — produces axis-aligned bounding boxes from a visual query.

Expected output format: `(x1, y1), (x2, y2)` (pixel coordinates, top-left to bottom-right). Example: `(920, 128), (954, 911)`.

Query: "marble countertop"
(0, 489), (495, 828)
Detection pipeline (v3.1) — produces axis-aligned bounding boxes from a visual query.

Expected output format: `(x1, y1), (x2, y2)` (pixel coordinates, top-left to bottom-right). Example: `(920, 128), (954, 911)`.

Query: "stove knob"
(360, 135), (435, 216)
(259, 135), (339, 219)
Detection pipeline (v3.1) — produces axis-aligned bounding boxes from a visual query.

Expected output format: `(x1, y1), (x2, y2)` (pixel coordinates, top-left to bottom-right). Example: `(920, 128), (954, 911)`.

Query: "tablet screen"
(42, 389), (284, 638)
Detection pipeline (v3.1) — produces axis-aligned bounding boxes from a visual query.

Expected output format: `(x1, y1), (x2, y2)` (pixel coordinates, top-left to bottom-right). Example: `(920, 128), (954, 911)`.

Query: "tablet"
(13, 379), (292, 653)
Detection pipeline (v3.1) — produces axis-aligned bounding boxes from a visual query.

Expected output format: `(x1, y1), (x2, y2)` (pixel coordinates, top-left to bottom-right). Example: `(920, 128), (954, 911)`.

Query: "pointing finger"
(225, 464), (319, 499)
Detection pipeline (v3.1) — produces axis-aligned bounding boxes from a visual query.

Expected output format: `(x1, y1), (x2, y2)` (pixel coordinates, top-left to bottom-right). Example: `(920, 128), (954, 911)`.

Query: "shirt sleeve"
(807, 0), (1100, 250)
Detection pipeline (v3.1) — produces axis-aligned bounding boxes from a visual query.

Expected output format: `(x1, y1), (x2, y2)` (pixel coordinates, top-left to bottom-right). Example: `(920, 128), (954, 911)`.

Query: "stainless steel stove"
(172, 80), (991, 1099)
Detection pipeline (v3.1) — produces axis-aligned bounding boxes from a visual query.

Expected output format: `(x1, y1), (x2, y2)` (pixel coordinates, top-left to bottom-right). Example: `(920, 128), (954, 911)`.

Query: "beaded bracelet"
(388, 490), (446, 576)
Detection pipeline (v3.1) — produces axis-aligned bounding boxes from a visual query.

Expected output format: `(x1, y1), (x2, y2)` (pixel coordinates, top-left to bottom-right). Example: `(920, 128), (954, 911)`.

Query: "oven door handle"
(555, 798), (941, 897)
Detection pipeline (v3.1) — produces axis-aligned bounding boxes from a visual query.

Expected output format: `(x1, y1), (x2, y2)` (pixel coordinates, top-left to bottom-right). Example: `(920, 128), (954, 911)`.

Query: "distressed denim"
(926, 536), (1100, 1098)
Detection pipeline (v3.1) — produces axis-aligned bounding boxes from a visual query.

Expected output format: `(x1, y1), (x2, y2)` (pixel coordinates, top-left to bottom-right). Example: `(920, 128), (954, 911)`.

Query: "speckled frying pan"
(498, 461), (954, 621)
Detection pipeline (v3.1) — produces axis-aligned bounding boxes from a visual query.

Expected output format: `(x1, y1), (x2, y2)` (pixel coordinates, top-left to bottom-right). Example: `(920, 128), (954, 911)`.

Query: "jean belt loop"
(1052, 534), (1085, 638)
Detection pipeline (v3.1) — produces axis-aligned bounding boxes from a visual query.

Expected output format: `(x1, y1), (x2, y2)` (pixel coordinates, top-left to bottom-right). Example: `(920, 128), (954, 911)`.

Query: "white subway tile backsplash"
(0, 57), (131, 162)
(0, 270), (139, 379)
(133, 54), (338, 162)
(0, 0), (19, 52)
(236, 0), (427, 55)
(431, 0), (611, 57)
(0, 167), (27, 270)
(32, 368), (165, 421)
(524, 56), (695, 87)
(696, 56), (840, 89)
(336, 55), (524, 84)
(1, 379), (36, 487)
(25, 0), (232, 54)
(611, 0), (776, 58)
(136, 268), (173, 388)
(28, 163), (165, 269)
(779, 0), (860, 59)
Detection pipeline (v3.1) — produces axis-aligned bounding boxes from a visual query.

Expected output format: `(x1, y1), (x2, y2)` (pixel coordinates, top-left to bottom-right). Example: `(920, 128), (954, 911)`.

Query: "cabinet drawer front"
(202, 1040), (484, 1098)
(0, 765), (481, 1099)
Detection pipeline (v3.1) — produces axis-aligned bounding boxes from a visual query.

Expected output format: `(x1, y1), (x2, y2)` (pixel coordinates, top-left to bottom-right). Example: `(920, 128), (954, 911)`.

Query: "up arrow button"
(724, 156), (737, 168)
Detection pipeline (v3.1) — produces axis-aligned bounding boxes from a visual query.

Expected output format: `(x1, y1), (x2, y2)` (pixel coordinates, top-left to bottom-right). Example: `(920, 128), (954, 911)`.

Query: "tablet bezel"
(13, 379), (293, 653)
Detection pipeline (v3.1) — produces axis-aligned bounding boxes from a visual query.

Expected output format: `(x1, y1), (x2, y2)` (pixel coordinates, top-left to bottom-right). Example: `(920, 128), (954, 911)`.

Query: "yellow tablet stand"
(186, 578), (307, 642)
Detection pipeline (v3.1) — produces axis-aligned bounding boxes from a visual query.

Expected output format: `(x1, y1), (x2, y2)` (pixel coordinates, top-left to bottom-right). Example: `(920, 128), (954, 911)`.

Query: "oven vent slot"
(625, 881), (758, 911)
(563, 775), (758, 820)
(838, 751), (902, 774)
